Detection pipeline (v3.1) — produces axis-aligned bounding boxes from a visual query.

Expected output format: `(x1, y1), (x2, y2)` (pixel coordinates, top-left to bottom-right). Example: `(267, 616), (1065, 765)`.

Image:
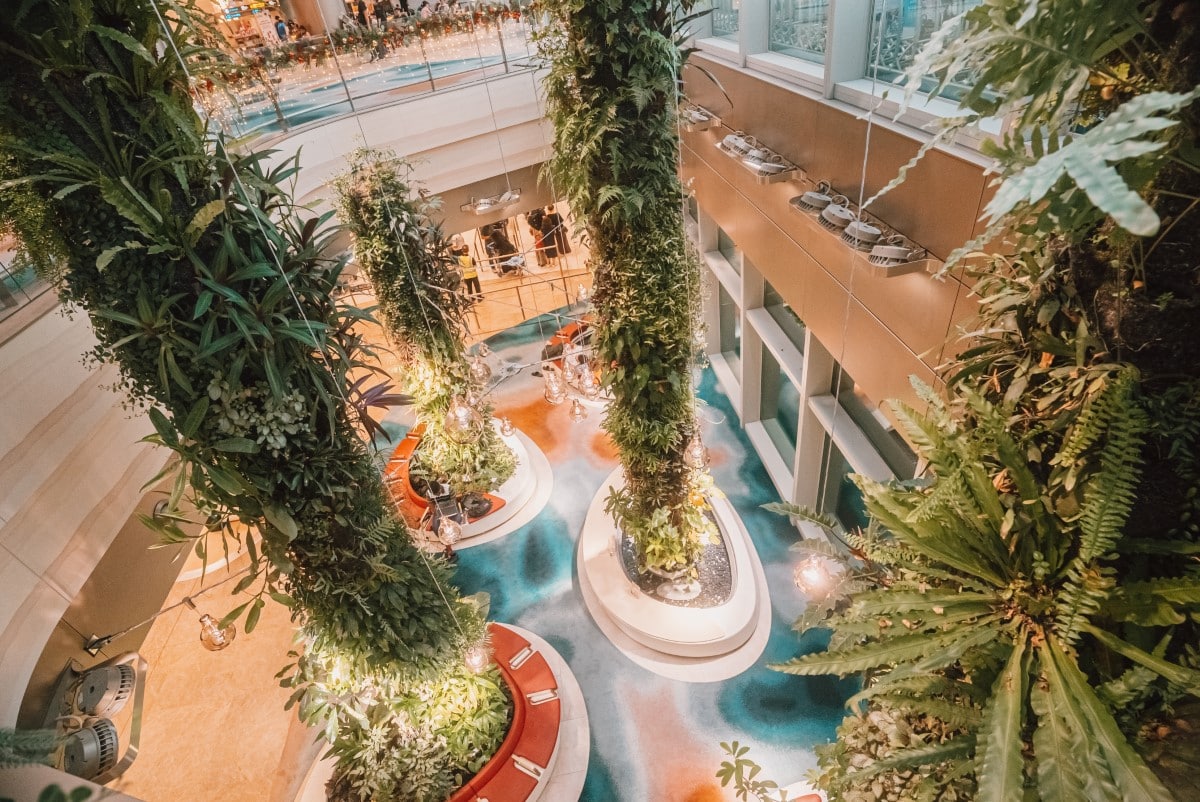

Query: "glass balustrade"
(200, 2), (540, 142)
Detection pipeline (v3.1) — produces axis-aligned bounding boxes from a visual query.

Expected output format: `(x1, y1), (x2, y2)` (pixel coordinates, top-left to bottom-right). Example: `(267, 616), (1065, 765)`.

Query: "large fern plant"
(772, 371), (1200, 800)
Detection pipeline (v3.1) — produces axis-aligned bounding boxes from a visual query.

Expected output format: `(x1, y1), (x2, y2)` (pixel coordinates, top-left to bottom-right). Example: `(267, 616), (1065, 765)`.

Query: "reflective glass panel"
(717, 227), (740, 274)
(769, 0), (829, 63)
(835, 367), (918, 478)
(718, 284), (742, 378)
(711, 0), (739, 39)
(763, 281), (805, 353)
(868, 0), (981, 97)
(761, 350), (800, 465)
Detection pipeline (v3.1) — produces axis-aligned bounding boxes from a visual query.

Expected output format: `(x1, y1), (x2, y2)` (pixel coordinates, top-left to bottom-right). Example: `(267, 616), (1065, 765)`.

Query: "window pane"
(761, 350), (800, 465)
(718, 284), (742, 378)
(711, 0), (740, 39)
(868, 0), (981, 97)
(717, 227), (740, 273)
(764, 281), (806, 353)
(836, 367), (918, 478)
(769, 0), (829, 63)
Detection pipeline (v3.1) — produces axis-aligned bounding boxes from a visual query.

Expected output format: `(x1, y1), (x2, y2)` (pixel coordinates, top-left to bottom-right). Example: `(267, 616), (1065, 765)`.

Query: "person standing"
(274, 15), (288, 41)
(544, 204), (571, 256)
(458, 252), (481, 300)
(539, 206), (559, 261)
(356, 1), (369, 27)
(527, 208), (546, 266)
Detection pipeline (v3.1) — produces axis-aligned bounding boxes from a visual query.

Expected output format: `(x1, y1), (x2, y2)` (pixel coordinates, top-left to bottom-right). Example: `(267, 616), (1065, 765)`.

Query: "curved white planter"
(458, 424), (537, 540)
(578, 467), (764, 658)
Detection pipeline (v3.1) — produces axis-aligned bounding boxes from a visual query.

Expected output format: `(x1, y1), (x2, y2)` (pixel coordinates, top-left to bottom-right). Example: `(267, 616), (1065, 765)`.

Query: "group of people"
(526, 206), (571, 266)
(446, 206), (574, 303)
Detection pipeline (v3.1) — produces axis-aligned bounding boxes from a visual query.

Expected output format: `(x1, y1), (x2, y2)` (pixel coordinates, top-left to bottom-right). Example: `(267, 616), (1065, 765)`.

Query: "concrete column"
(287, 0), (347, 34)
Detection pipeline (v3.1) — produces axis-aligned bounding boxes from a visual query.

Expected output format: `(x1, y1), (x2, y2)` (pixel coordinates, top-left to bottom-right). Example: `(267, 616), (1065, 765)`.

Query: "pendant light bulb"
(469, 356), (492, 385)
(794, 555), (834, 597)
(499, 417), (515, 437)
(197, 613), (236, 652)
(577, 284), (590, 304)
(438, 517), (462, 546)
(683, 434), (710, 469)
(569, 398), (588, 422)
(477, 343), (492, 358)
(445, 395), (483, 443)
(464, 640), (491, 674)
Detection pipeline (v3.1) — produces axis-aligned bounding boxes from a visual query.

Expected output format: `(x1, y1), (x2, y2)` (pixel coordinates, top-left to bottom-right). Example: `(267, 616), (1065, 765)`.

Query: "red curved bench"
(384, 424), (507, 527)
(447, 623), (563, 802)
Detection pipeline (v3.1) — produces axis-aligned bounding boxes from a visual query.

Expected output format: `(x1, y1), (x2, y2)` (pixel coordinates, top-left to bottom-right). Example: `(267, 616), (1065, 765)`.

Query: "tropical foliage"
(0, 1), (504, 798)
(333, 148), (515, 497)
(725, 1), (1200, 800)
(537, 0), (714, 573)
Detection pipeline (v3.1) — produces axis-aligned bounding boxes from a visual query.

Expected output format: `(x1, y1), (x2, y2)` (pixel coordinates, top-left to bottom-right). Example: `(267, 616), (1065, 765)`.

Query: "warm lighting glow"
(464, 641), (491, 674)
(468, 356), (492, 385)
(794, 556), (834, 597)
(197, 613), (236, 652)
(445, 395), (483, 443)
(569, 398), (587, 422)
(438, 518), (462, 546)
(683, 434), (709, 468)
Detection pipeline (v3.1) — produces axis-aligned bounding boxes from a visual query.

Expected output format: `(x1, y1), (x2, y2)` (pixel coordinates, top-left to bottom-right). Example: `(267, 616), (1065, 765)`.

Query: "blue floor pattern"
(402, 310), (853, 801)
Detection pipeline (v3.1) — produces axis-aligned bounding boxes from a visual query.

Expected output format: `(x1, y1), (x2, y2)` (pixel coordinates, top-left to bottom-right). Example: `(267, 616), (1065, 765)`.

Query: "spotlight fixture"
(569, 398), (588, 422)
(460, 188), (522, 216)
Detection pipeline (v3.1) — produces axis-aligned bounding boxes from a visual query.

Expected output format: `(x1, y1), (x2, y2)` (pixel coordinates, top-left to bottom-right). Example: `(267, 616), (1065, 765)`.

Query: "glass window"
(763, 281), (806, 353)
(685, 193), (698, 223)
(761, 350), (800, 465)
(0, 251), (51, 323)
(868, 0), (981, 97)
(711, 0), (740, 40)
(769, 0), (829, 63)
(821, 438), (872, 532)
(717, 226), (740, 273)
(835, 367), (918, 478)
(718, 284), (742, 378)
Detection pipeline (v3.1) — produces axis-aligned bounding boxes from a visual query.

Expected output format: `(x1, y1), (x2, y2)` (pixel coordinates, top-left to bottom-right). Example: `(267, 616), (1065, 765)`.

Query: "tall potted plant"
(0, 3), (508, 800)
(537, 0), (714, 578)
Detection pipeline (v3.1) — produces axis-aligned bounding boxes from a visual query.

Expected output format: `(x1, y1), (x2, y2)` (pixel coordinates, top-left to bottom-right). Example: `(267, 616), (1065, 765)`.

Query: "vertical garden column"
(539, 0), (713, 576)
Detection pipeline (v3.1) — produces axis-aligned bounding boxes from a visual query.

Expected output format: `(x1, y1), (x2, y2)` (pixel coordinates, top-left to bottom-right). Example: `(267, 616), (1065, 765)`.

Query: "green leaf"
(185, 199), (225, 246)
(245, 598), (265, 634)
(213, 437), (260, 454)
(147, 407), (178, 447)
(263, 503), (299, 541)
(975, 636), (1028, 802)
(1030, 649), (1091, 802)
(1081, 623), (1200, 694)
(1044, 633), (1175, 802)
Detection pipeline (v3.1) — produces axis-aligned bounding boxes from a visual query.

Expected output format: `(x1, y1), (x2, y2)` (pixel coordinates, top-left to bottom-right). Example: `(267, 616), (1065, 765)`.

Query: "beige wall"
(0, 308), (166, 727)
(683, 55), (985, 414)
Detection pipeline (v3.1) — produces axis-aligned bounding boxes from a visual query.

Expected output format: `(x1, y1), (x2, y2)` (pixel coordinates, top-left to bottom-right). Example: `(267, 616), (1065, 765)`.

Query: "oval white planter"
(577, 467), (765, 658)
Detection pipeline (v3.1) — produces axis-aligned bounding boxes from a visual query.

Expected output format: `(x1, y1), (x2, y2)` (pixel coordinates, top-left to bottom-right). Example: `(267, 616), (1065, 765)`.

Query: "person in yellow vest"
(458, 252), (480, 300)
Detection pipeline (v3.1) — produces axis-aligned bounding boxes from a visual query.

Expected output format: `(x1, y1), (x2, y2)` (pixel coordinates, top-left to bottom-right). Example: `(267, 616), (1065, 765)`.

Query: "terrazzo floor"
(437, 310), (854, 800)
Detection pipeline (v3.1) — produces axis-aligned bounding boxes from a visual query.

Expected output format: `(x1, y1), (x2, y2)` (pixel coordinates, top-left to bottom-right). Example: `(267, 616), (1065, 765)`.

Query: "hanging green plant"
(0, 2), (507, 799)
(538, 0), (714, 574)
(333, 148), (515, 499)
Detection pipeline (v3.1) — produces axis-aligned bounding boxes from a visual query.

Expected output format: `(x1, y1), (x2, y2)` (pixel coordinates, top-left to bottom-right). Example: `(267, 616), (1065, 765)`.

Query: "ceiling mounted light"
(460, 188), (522, 216)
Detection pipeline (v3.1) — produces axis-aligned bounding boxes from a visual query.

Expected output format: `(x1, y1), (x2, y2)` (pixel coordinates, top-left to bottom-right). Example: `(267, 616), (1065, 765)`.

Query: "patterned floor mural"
(389, 309), (854, 801)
